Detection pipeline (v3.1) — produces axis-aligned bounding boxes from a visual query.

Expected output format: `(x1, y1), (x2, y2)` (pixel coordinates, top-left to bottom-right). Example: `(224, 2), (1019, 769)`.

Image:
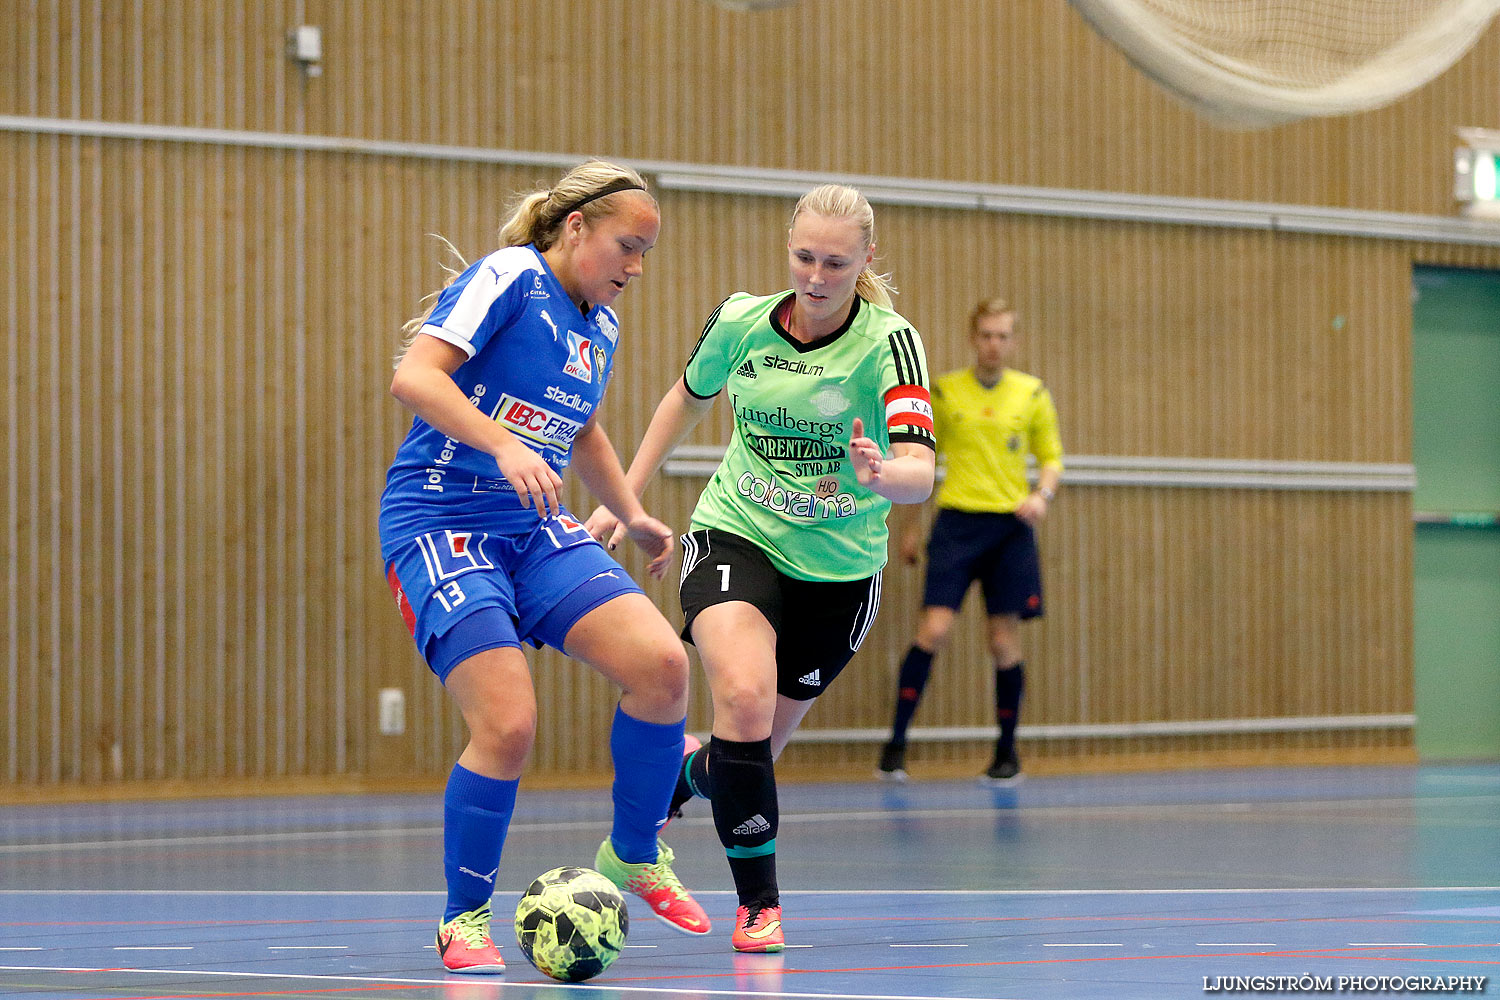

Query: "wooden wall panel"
(7, 0), (1500, 791)
(8, 2), (1499, 213)
(788, 486), (1416, 773)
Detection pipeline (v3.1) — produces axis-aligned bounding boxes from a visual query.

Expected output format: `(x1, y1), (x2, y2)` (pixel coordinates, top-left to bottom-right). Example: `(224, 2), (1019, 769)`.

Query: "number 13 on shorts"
(433, 579), (466, 612)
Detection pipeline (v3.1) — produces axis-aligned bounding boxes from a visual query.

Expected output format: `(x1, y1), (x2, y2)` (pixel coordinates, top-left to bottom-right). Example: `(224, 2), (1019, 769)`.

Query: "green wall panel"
(1411, 266), (1500, 761)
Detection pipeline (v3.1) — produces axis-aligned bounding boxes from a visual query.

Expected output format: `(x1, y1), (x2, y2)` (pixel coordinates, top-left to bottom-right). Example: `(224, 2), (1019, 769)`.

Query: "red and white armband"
(884, 384), (934, 436)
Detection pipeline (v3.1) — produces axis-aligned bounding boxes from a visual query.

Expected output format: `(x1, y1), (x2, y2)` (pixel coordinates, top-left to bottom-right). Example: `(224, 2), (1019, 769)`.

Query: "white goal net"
(1069, 0), (1500, 128)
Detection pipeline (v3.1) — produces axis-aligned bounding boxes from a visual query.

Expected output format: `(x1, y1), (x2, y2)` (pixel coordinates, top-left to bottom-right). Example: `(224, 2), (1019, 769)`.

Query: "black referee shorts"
(678, 528), (882, 701)
(921, 508), (1043, 619)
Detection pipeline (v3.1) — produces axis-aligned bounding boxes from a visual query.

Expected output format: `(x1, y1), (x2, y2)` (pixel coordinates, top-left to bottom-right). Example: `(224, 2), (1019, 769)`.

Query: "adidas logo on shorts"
(733, 813), (771, 836)
(797, 669), (821, 687)
(736, 359), (758, 379)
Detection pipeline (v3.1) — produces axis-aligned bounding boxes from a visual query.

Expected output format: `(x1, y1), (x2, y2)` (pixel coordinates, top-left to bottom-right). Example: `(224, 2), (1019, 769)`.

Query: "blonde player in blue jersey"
(380, 160), (709, 975)
(875, 298), (1064, 785)
(588, 184), (936, 952)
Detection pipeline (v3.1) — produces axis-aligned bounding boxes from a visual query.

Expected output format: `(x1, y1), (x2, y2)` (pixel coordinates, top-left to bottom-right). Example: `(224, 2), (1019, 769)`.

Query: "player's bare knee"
(990, 638), (1022, 666)
(989, 625), (1021, 666)
(466, 711), (536, 767)
(917, 620), (955, 652)
(651, 642), (691, 703)
(713, 681), (774, 733)
(620, 640), (690, 709)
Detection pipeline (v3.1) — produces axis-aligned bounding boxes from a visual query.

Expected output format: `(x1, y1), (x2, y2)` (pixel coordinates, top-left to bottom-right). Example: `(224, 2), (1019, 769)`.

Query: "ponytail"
(854, 267), (896, 310)
(396, 159), (653, 366)
(497, 160), (652, 249)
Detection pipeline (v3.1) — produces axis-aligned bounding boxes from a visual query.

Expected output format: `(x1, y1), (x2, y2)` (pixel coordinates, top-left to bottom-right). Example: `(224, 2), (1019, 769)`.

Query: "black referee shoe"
(981, 750), (1023, 785)
(876, 740), (908, 782)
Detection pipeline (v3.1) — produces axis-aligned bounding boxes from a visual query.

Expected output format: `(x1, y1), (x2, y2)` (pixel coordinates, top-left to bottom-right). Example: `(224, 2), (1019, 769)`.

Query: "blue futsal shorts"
(921, 508), (1044, 619)
(383, 510), (644, 682)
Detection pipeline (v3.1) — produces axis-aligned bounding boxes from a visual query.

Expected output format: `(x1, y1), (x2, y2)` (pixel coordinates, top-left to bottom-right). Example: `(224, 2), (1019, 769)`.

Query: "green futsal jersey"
(682, 291), (935, 581)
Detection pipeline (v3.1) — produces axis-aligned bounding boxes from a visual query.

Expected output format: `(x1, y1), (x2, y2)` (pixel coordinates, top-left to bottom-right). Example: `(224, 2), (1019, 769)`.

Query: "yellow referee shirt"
(932, 368), (1064, 513)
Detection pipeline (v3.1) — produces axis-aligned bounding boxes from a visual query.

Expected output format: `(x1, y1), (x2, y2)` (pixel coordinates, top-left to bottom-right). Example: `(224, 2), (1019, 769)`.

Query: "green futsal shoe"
(595, 837), (711, 935)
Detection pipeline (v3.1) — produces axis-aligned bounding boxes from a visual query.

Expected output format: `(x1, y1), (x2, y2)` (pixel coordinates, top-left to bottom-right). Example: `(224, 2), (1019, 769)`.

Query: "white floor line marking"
(3, 885), (1497, 897)
(0, 887), (728, 897)
(890, 943), (968, 948)
(267, 945), (348, 950)
(10, 793), (1498, 855)
(622, 944), (657, 949)
(0, 827), (445, 853)
(766, 796), (1500, 825)
(0, 948), (43, 951)
(1347, 942), (1428, 946)
(784, 886), (1500, 896)
(1042, 943), (1123, 947)
(0, 964), (1014, 1000)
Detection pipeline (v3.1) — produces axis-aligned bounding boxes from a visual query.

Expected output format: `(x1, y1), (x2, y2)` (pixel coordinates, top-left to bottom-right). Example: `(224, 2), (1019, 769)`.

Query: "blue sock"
(608, 704), (685, 864)
(443, 763), (518, 921)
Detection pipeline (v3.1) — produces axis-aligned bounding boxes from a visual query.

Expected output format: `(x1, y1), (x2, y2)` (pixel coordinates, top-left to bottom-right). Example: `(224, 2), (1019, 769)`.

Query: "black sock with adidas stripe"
(707, 735), (780, 908)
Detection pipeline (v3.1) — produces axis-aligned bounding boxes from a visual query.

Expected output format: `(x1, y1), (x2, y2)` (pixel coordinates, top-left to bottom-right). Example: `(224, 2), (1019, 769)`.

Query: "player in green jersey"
(587, 184), (936, 952)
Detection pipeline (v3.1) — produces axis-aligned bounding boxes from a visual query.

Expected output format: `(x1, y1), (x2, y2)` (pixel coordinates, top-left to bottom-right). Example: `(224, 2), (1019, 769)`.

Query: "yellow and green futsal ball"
(514, 865), (629, 982)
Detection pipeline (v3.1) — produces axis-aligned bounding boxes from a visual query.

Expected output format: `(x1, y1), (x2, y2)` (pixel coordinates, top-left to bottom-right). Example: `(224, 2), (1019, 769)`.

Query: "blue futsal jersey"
(379, 244), (621, 557)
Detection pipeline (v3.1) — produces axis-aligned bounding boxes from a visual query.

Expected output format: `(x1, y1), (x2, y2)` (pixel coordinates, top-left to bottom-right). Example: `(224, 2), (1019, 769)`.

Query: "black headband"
(558, 180), (646, 217)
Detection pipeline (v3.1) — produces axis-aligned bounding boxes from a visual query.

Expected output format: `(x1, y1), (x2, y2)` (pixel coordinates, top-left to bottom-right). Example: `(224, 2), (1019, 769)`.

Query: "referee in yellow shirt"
(876, 298), (1063, 783)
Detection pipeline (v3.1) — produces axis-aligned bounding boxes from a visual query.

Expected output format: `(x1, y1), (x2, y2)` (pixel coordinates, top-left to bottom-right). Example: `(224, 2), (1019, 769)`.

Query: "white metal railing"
(7, 114), (1500, 246)
(663, 444), (1416, 493)
(784, 713), (1416, 744)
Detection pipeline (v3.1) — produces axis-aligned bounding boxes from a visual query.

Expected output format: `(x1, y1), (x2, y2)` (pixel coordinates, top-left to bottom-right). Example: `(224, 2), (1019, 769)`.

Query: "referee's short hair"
(969, 297), (1015, 332)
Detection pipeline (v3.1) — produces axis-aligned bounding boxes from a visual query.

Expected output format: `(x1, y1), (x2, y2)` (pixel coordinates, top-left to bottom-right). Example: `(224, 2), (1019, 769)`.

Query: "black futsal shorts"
(678, 528), (882, 701)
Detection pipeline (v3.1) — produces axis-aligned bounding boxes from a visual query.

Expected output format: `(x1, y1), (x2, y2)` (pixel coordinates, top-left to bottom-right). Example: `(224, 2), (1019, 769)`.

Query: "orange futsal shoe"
(732, 902), (784, 953)
(435, 902), (506, 974)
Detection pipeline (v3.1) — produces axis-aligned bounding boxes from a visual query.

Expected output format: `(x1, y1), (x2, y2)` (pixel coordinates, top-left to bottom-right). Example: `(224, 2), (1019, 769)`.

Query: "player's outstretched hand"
(625, 514), (677, 579)
(584, 504), (629, 552)
(847, 417), (884, 488)
(493, 438), (564, 518)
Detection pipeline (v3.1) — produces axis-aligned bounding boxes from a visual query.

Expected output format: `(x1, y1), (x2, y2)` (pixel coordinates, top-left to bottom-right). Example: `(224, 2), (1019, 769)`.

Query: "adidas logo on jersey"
(736, 359), (758, 379)
(733, 814), (771, 836)
(798, 669), (821, 686)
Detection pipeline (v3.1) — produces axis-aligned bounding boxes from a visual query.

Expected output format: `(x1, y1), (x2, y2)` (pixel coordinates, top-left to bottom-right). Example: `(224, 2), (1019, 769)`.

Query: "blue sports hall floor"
(1, 763), (1497, 1000)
